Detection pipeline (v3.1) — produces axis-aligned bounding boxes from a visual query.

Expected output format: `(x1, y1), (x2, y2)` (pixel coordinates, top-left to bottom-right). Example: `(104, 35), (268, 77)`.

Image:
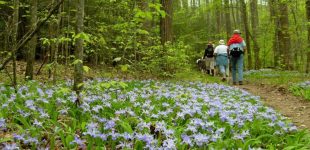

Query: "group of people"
(203, 29), (246, 85)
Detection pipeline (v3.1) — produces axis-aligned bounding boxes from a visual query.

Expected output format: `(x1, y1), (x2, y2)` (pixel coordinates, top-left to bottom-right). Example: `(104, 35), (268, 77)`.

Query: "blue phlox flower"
(70, 136), (86, 146)
(59, 108), (69, 115)
(163, 138), (176, 149)
(181, 134), (192, 145)
(92, 105), (103, 113)
(3, 143), (19, 150)
(25, 100), (36, 110)
(193, 133), (210, 146)
(37, 88), (45, 96)
(116, 141), (133, 149)
(155, 121), (167, 132)
(0, 118), (6, 128)
(13, 134), (25, 141)
(33, 119), (43, 127)
(136, 133), (153, 145)
(104, 120), (116, 130)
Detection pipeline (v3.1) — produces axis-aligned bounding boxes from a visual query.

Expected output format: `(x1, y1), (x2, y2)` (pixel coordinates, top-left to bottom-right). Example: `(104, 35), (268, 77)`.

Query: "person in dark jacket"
(203, 42), (215, 76)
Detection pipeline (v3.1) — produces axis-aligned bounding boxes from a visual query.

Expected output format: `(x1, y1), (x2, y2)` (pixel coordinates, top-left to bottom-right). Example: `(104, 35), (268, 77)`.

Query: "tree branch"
(0, 0), (65, 71)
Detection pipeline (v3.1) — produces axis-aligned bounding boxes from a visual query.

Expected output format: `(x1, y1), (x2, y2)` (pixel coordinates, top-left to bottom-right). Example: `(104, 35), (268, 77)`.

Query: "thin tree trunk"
(12, 0), (19, 89)
(240, 0), (252, 69)
(73, 0), (85, 100)
(224, 0), (231, 41)
(306, 0), (310, 73)
(25, 0), (37, 80)
(291, 0), (301, 71)
(250, 0), (261, 69)
(230, 0), (236, 28)
(215, 0), (222, 37)
(53, 0), (62, 84)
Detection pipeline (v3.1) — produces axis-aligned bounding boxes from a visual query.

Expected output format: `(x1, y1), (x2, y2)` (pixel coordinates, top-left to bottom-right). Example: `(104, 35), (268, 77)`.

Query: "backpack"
(205, 47), (214, 58)
(230, 47), (243, 57)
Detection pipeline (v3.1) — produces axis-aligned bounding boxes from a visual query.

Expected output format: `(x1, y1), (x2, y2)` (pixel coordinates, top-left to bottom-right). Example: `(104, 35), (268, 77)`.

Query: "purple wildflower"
(70, 136), (86, 146)
(0, 118), (6, 128)
(3, 143), (19, 150)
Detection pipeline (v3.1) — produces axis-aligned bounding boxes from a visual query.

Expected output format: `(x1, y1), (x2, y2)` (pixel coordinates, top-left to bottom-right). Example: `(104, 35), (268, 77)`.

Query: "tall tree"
(25, 0), (37, 80)
(250, 0), (261, 69)
(214, 0), (223, 37)
(160, 0), (173, 44)
(240, 0), (252, 69)
(73, 0), (85, 99)
(224, 0), (231, 40)
(12, 0), (19, 88)
(269, 0), (280, 67)
(306, 0), (310, 73)
(278, 1), (292, 70)
(52, 0), (62, 84)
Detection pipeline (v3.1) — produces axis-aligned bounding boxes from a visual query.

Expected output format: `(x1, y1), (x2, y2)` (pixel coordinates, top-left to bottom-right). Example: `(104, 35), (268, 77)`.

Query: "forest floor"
(238, 83), (310, 130)
(1, 61), (309, 130)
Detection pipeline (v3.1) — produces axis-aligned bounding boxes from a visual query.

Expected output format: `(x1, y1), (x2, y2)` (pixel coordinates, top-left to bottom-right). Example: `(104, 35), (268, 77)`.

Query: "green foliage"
(289, 81), (310, 100)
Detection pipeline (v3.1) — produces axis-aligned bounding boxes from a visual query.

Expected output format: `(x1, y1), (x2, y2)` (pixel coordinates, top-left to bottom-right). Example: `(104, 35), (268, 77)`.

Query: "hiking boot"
(239, 81), (243, 85)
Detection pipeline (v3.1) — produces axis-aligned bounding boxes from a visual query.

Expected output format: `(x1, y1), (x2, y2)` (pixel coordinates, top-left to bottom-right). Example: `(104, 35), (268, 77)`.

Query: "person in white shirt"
(214, 39), (229, 81)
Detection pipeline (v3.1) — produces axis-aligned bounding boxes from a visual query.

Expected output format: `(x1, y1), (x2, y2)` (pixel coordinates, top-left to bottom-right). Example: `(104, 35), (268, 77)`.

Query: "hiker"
(203, 42), (215, 76)
(227, 29), (246, 85)
(214, 39), (228, 81)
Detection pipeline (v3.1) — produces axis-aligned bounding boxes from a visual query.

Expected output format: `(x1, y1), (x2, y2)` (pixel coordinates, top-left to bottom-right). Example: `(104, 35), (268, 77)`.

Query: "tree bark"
(240, 0), (252, 69)
(306, 0), (310, 73)
(12, 0), (19, 88)
(160, 0), (173, 45)
(25, 0), (37, 80)
(269, 0), (279, 67)
(224, 0), (231, 41)
(52, 0), (62, 84)
(250, 0), (261, 69)
(73, 0), (85, 95)
(278, 1), (292, 70)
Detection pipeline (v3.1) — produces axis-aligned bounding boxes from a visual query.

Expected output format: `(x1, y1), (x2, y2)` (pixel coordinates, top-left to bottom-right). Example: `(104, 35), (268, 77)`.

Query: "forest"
(0, 0), (310, 149)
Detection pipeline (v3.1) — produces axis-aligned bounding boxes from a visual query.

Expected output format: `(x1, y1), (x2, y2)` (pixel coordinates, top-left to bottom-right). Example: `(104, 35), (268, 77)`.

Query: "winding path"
(238, 84), (310, 130)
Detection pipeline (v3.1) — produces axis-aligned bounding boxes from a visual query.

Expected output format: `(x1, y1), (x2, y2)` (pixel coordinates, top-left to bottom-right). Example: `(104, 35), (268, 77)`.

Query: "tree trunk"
(240, 0), (252, 69)
(215, 0), (222, 37)
(12, 0), (19, 89)
(25, 0), (37, 80)
(182, 0), (188, 9)
(306, 0), (310, 73)
(73, 0), (85, 97)
(160, 0), (173, 45)
(278, 1), (292, 70)
(269, 0), (279, 67)
(224, 0), (231, 41)
(52, 0), (62, 84)
(250, 0), (261, 69)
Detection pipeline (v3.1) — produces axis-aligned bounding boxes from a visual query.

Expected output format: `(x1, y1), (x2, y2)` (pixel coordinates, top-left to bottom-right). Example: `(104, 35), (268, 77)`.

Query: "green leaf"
(83, 65), (90, 73)
(119, 121), (133, 133)
(113, 57), (122, 62)
(0, 1), (7, 5)
(120, 65), (128, 72)
(137, 29), (149, 35)
(134, 140), (144, 150)
(73, 59), (83, 65)
(75, 32), (91, 43)
(0, 137), (12, 143)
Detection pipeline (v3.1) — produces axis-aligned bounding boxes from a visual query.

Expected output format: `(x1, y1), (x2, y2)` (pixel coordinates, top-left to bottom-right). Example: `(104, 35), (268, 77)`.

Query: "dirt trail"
(238, 84), (310, 130)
